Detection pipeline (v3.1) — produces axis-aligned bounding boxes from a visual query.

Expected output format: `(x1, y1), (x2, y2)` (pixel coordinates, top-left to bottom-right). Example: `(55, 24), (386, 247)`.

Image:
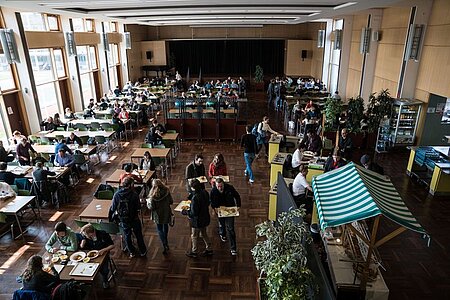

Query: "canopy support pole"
(360, 215), (380, 289)
(347, 223), (371, 245)
(374, 226), (407, 248)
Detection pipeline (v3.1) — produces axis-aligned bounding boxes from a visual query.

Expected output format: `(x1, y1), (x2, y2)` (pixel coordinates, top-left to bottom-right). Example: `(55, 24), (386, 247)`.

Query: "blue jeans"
(156, 223), (169, 247)
(244, 153), (255, 180)
(121, 219), (147, 255)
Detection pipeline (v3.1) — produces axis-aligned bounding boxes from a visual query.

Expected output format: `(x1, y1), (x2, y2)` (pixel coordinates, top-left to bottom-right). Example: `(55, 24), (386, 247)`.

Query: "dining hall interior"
(0, 0), (449, 299)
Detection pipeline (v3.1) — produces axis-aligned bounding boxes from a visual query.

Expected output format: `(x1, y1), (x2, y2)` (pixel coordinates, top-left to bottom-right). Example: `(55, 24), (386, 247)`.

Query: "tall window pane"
(53, 49), (66, 78)
(109, 66), (118, 90)
(37, 83), (59, 118)
(47, 15), (59, 31)
(86, 19), (94, 32)
(21, 12), (46, 31)
(77, 46), (89, 72)
(30, 49), (54, 85)
(80, 73), (94, 106)
(72, 18), (84, 32)
(89, 46), (97, 69)
(0, 99), (9, 146)
(0, 54), (16, 91)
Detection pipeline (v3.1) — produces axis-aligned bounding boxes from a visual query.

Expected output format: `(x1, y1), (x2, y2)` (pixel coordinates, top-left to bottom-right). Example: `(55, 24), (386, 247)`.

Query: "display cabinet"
(390, 99), (422, 146)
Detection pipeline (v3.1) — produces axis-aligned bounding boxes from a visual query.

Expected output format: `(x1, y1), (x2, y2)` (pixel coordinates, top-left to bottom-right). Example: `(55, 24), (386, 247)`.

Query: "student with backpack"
(109, 177), (147, 258)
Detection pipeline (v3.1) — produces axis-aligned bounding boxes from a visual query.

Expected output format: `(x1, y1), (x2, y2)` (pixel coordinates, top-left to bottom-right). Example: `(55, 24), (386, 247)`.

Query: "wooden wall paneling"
(194, 27), (227, 39)
(93, 70), (102, 100)
(379, 7), (411, 28)
(372, 76), (398, 94)
(126, 24), (147, 81)
(25, 31), (64, 49)
(346, 69), (363, 98)
(348, 42), (363, 71)
(423, 24), (450, 47)
(140, 41), (167, 66)
(226, 27), (261, 39)
(159, 26), (193, 40)
(108, 32), (122, 44)
(74, 32), (100, 45)
(374, 44), (404, 82)
(424, 0), (450, 26)
(58, 79), (72, 111)
(285, 40), (313, 76)
(378, 27), (408, 44)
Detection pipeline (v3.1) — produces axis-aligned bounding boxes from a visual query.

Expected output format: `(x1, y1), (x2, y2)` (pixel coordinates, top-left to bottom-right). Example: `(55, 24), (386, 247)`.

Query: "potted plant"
(324, 97), (342, 132)
(254, 65), (264, 91)
(251, 208), (317, 300)
(367, 89), (393, 132)
(347, 96), (365, 133)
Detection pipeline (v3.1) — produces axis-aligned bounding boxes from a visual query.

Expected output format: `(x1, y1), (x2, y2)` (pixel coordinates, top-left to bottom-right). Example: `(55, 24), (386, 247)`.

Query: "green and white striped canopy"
(312, 162), (427, 235)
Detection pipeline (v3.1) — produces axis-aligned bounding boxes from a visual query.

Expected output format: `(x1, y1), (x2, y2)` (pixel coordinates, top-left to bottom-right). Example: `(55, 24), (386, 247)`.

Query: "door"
(3, 92), (26, 134)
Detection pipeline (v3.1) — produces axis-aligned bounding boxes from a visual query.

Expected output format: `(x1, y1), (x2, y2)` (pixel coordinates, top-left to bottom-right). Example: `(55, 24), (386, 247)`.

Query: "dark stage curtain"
(168, 40), (284, 76)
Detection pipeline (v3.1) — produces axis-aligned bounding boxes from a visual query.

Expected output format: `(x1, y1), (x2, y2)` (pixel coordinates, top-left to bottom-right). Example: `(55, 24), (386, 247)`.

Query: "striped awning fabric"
(312, 162), (427, 235)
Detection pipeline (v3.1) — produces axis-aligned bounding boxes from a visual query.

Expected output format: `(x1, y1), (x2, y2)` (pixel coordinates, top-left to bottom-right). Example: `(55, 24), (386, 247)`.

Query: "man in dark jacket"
(299, 130), (323, 155)
(338, 128), (353, 160)
(210, 178), (241, 256)
(185, 154), (206, 196)
(79, 223), (115, 288)
(241, 125), (257, 183)
(360, 154), (384, 175)
(0, 162), (22, 185)
(109, 177), (147, 258)
(184, 179), (212, 258)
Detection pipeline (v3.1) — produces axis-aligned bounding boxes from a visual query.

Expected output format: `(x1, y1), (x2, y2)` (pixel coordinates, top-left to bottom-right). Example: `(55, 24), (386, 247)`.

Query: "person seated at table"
(324, 150), (346, 173)
(291, 144), (304, 173)
(17, 255), (59, 294)
(112, 112), (125, 135)
(145, 125), (163, 146)
(360, 154), (384, 175)
(98, 97), (109, 110)
(64, 107), (76, 119)
(204, 81), (212, 90)
(120, 163), (143, 185)
(53, 113), (66, 130)
(16, 138), (37, 166)
(292, 165), (313, 216)
(299, 130), (322, 156)
(119, 107), (129, 120)
(45, 221), (78, 253)
(208, 153), (227, 186)
(140, 151), (155, 171)
(303, 105), (320, 134)
(55, 139), (73, 156)
(338, 128), (353, 160)
(0, 140), (13, 163)
(32, 161), (58, 207)
(54, 149), (74, 168)
(40, 116), (57, 132)
(9, 130), (26, 146)
(79, 223), (115, 289)
(67, 132), (83, 147)
(0, 161), (23, 185)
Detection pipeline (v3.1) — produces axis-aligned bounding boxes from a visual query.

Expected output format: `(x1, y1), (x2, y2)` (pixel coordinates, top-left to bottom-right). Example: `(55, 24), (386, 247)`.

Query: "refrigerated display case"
(390, 99), (422, 146)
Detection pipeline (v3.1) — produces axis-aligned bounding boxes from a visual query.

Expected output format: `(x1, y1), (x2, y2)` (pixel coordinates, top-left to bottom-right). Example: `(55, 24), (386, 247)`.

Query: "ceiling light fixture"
(333, 2), (357, 10)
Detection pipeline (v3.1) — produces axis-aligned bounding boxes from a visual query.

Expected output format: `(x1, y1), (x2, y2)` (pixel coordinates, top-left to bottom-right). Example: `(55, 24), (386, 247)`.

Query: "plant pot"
(257, 277), (269, 300)
(253, 82), (265, 92)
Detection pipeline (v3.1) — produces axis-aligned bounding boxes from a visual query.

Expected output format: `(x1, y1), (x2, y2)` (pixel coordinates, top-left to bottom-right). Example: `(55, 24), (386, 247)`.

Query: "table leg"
(14, 213), (26, 241)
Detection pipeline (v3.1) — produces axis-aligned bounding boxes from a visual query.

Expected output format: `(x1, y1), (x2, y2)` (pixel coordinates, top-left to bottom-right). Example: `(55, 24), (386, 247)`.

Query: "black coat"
(188, 189), (210, 228)
(185, 161), (205, 192)
(210, 183), (241, 209)
(110, 187), (141, 224)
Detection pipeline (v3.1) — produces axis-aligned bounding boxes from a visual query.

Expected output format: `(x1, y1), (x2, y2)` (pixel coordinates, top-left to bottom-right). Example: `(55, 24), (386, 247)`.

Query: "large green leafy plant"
(254, 65), (264, 83)
(367, 89), (393, 132)
(324, 97), (342, 131)
(347, 96), (365, 133)
(251, 208), (317, 300)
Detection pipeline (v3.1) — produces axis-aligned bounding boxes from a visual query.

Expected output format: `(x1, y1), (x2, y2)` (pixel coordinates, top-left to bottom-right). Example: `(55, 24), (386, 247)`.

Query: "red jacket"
(208, 162), (227, 184)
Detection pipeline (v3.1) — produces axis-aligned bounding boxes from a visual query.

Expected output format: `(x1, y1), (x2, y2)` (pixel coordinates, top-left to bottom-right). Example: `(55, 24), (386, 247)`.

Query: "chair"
(204, 112), (214, 119)
(97, 190), (114, 200)
(141, 143), (153, 148)
(166, 130), (176, 134)
(75, 112), (84, 119)
(44, 162), (54, 168)
(14, 178), (32, 191)
(121, 162), (138, 170)
(74, 154), (90, 174)
(40, 136), (51, 145)
(28, 135), (40, 144)
(103, 114), (113, 120)
(153, 157), (168, 179)
(95, 135), (108, 153)
(192, 112), (201, 119)
(76, 124), (88, 131)
(12, 289), (50, 300)
(30, 181), (52, 207)
(90, 122), (101, 131)
(10, 185), (18, 193)
(55, 135), (64, 141)
(7, 161), (19, 166)
(18, 190), (31, 196)
(56, 126), (66, 131)
(153, 144), (166, 149)
(74, 219), (90, 229)
(79, 136), (90, 145)
(101, 123), (112, 131)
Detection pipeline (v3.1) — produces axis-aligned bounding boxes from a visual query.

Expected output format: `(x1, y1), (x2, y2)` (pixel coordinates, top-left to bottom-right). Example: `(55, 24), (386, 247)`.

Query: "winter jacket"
(147, 187), (173, 224)
(45, 227), (78, 253)
(110, 187), (141, 224)
(188, 189), (210, 228)
(210, 183), (241, 209)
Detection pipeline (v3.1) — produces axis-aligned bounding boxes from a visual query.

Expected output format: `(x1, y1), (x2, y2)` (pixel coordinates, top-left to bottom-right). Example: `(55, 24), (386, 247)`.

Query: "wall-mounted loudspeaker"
(0, 28), (20, 64)
(301, 50), (307, 61)
(65, 31), (77, 56)
(124, 32), (131, 49)
(102, 32), (110, 52)
(334, 29), (342, 50)
(317, 30), (325, 48)
(146, 51), (153, 61)
(360, 27), (371, 54)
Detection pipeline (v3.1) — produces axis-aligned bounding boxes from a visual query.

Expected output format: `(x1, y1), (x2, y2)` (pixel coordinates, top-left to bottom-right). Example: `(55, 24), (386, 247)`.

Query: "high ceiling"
(2, 0), (402, 26)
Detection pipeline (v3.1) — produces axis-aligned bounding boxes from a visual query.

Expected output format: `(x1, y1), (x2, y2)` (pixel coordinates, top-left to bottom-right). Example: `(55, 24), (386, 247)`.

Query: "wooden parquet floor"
(0, 93), (449, 300)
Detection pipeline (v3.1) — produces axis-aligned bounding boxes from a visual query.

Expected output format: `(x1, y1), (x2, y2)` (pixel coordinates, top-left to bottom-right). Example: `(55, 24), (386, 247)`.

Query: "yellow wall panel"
(374, 43), (404, 82)
(378, 28), (407, 45)
(285, 40), (313, 76)
(74, 32), (100, 46)
(25, 31), (64, 49)
(346, 69), (362, 98)
(373, 76), (397, 95)
(423, 24), (450, 47)
(379, 7), (411, 28)
(348, 42), (363, 71)
(140, 41), (167, 66)
(427, 0), (450, 26)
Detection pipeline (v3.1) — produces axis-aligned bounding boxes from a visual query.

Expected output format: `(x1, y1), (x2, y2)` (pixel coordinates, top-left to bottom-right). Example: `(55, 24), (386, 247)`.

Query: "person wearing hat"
(360, 154), (384, 175)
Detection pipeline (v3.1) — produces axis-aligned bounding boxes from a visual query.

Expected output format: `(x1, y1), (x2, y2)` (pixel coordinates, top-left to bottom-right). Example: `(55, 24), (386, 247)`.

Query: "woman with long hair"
(17, 255), (59, 294)
(140, 151), (156, 171)
(208, 153), (227, 185)
(147, 179), (173, 255)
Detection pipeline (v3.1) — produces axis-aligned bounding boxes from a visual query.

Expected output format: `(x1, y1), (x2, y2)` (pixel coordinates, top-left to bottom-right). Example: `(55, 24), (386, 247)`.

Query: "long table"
(38, 130), (115, 139)
(7, 165), (71, 180)
(105, 169), (155, 186)
(79, 199), (111, 221)
(130, 148), (172, 177)
(68, 118), (131, 140)
(33, 144), (97, 156)
(0, 196), (40, 241)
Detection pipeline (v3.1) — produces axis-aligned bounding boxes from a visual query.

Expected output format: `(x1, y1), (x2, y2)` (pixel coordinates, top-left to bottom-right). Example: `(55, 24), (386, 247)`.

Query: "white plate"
(56, 250), (67, 255)
(70, 251), (86, 262)
(86, 250), (99, 259)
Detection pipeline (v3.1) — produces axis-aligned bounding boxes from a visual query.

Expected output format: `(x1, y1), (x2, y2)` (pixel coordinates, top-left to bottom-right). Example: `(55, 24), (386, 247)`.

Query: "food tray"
(69, 263), (99, 277)
(217, 206), (239, 218)
(174, 200), (191, 212)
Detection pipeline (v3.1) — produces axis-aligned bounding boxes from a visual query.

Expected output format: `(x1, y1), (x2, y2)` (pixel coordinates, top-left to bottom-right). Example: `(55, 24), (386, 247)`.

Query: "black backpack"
(117, 198), (131, 223)
(251, 123), (260, 137)
(51, 280), (86, 300)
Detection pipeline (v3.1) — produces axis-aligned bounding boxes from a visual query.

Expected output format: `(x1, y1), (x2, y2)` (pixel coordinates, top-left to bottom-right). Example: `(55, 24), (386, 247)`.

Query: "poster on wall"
(436, 103), (445, 113)
(427, 107), (436, 113)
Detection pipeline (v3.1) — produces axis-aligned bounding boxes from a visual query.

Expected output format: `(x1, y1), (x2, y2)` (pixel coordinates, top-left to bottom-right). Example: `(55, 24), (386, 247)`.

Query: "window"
(21, 12), (61, 31)
(108, 44), (120, 90)
(0, 101), (9, 146)
(0, 54), (16, 91)
(441, 98), (450, 124)
(110, 22), (117, 32)
(328, 19), (343, 94)
(76, 45), (98, 106)
(29, 48), (67, 118)
(72, 18), (95, 32)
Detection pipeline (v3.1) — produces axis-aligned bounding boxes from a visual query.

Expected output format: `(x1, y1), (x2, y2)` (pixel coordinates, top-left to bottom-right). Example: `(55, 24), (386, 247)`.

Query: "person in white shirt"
(291, 145), (304, 171)
(292, 165), (313, 215)
(256, 116), (279, 159)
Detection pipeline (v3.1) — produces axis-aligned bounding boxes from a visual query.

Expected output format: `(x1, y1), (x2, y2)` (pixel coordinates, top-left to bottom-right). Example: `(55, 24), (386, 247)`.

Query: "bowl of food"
(70, 251), (86, 262)
(86, 250), (99, 259)
(51, 256), (59, 263)
(82, 257), (90, 263)
(59, 254), (68, 261)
